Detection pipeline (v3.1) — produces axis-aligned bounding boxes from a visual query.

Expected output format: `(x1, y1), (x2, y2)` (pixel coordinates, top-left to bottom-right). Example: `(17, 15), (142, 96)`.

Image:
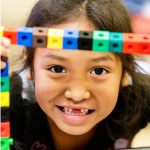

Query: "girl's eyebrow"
(44, 53), (114, 62)
(44, 53), (68, 62)
(90, 55), (114, 62)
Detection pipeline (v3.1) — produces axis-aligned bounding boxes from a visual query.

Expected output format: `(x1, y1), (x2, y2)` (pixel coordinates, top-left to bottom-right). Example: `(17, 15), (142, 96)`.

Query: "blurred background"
(1, 0), (150, 148)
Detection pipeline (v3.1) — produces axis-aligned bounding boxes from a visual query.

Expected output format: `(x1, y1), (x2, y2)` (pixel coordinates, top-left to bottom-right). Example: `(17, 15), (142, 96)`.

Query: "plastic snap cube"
(136, 34), (150, 54)
(0, 122), (10, 137)
(93, 30), (109, 52)
(0, 92), (10, 107)
(47, 29), (64, 49)
(3, 27), (18, 44)
(0, 26), (4, 37)
(123, 33), (138, 54)
(1, 62), (9, 77)
(33, 27), (49, 48)
(78, 31), (93, 50)
(63, 29), (79, 50)
(109, 32), (123, 53)
(17, 27), (33, 47)
(0, 137), (13, 150)
(1, 107), (10, 122)
(1, 77), (10, 92)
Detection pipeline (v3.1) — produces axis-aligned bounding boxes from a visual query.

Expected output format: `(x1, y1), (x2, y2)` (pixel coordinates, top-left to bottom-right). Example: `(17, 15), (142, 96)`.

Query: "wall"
(1, 0), (38, 72)
(1, 0), (37, 27)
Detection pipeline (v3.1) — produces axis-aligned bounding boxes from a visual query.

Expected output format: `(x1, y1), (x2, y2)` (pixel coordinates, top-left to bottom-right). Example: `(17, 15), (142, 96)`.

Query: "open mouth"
(56, 105), (95, 115)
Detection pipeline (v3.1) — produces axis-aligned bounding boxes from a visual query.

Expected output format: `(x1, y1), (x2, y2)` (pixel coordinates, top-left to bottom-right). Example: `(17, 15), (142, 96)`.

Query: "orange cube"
(136, 34), (150, 54)
(0, 122), (10, 137)
(3, 27), (18, 44)
(123, 33), (139, 54)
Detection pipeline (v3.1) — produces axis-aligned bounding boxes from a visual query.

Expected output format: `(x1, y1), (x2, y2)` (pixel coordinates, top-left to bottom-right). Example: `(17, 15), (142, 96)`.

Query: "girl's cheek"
(96, 85), (119, 117)
(97, 99), (117, 122)
(34, 76), (64, 103)
(99, 98), (117, 116)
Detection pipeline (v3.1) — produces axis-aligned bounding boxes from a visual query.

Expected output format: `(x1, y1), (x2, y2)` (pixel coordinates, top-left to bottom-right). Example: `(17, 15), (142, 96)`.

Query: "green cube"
(0, 137), (13, 150)
(1, 77), (10, 92)
(93, 30), (109, 52)
(109, 32), (123, 53)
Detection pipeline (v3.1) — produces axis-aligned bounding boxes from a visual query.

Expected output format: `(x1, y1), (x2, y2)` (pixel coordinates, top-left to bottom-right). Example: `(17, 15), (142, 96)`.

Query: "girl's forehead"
(48, 15), (96, 31)
(35, 48), (119, 63)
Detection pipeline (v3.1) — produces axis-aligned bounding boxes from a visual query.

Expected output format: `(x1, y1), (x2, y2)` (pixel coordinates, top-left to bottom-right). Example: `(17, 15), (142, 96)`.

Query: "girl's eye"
(91, 67), (108, 75)
(48, 65), (66, 73)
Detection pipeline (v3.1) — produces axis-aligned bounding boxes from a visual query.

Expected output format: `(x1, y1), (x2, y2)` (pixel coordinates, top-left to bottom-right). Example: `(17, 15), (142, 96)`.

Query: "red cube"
(136, 34), (150, 54)
(123, 33), (139, 54)
(0, 122), (10, 137)
(3, 27), (18, 44)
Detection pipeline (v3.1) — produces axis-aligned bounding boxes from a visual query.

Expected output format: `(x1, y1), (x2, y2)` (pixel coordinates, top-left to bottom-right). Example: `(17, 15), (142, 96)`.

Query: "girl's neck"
(47, 117), (96, 150)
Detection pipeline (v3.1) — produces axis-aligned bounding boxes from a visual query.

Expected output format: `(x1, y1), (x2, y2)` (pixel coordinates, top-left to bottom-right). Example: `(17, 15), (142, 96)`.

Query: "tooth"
(81, 109), (84, 113)
(69, 108), (72, 112)
(64, 107), (67, 111)
(64, 107), (68, 112)
(85, 109), (88, 112)
(81, 108), (88, 113)
(64, 109), (89, 115)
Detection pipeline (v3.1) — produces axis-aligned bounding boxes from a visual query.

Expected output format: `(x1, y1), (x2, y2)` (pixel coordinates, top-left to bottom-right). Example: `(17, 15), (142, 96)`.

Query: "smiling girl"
(1, 0), (150, 150)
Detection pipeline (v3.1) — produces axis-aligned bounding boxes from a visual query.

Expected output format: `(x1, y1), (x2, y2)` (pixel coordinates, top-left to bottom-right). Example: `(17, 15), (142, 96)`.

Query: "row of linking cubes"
(0, 27), (13, 148)
(0, 26), (150, 54)
(0, 62), (13, 149)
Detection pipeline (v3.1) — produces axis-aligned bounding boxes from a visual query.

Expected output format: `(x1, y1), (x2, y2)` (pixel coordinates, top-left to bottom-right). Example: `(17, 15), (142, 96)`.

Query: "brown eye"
(49, 66), (66, 73)
(91, 67), (108, 75)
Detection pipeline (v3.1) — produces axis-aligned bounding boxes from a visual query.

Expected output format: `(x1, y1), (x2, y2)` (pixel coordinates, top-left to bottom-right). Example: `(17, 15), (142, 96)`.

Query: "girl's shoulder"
(10, 96), (54, 149)
(10, 73), (55, 150)
(138, 73), (150, 124)
(129, 73), (150, 128)
(137, 73), (150, 112)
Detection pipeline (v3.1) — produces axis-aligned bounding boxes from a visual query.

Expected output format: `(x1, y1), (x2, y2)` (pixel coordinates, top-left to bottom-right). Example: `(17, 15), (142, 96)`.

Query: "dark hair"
(19, 0), (150, 148)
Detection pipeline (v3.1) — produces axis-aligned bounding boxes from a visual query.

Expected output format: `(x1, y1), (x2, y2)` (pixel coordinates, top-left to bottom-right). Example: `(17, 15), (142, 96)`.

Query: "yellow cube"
(0, 26), (4, 37)
(47, 29), (64, 49)
(0, 92), (10, 107)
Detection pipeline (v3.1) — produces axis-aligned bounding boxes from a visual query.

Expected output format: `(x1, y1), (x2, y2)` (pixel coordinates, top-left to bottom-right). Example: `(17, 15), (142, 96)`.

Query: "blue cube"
(17, 27), (33, 47)
(63, 29), (79, 50)
(109, 32), (123, 53)
(1, 62), (9, 77)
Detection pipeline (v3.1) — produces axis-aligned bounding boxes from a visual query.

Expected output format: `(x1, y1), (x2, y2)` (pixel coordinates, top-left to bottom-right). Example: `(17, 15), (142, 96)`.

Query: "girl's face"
(32, 17), (125, 135)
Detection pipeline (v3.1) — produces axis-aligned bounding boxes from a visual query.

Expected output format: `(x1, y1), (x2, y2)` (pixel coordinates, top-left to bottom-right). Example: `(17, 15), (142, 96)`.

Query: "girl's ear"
(27, 68), (32, 80)
(121, 71), (130, 87)
(23, 47), (27, 59)
(23, 48), (33, 81)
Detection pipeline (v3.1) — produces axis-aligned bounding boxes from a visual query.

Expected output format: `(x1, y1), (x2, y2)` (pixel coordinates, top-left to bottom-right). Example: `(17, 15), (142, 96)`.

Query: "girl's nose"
(64, 87), (90, 101)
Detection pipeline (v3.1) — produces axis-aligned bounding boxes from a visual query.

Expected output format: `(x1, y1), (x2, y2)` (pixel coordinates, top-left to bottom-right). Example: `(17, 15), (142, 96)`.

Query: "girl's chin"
(54, 119), (96, 136)
(47, 115), (92, 135)
(58, 125), (92, 136)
